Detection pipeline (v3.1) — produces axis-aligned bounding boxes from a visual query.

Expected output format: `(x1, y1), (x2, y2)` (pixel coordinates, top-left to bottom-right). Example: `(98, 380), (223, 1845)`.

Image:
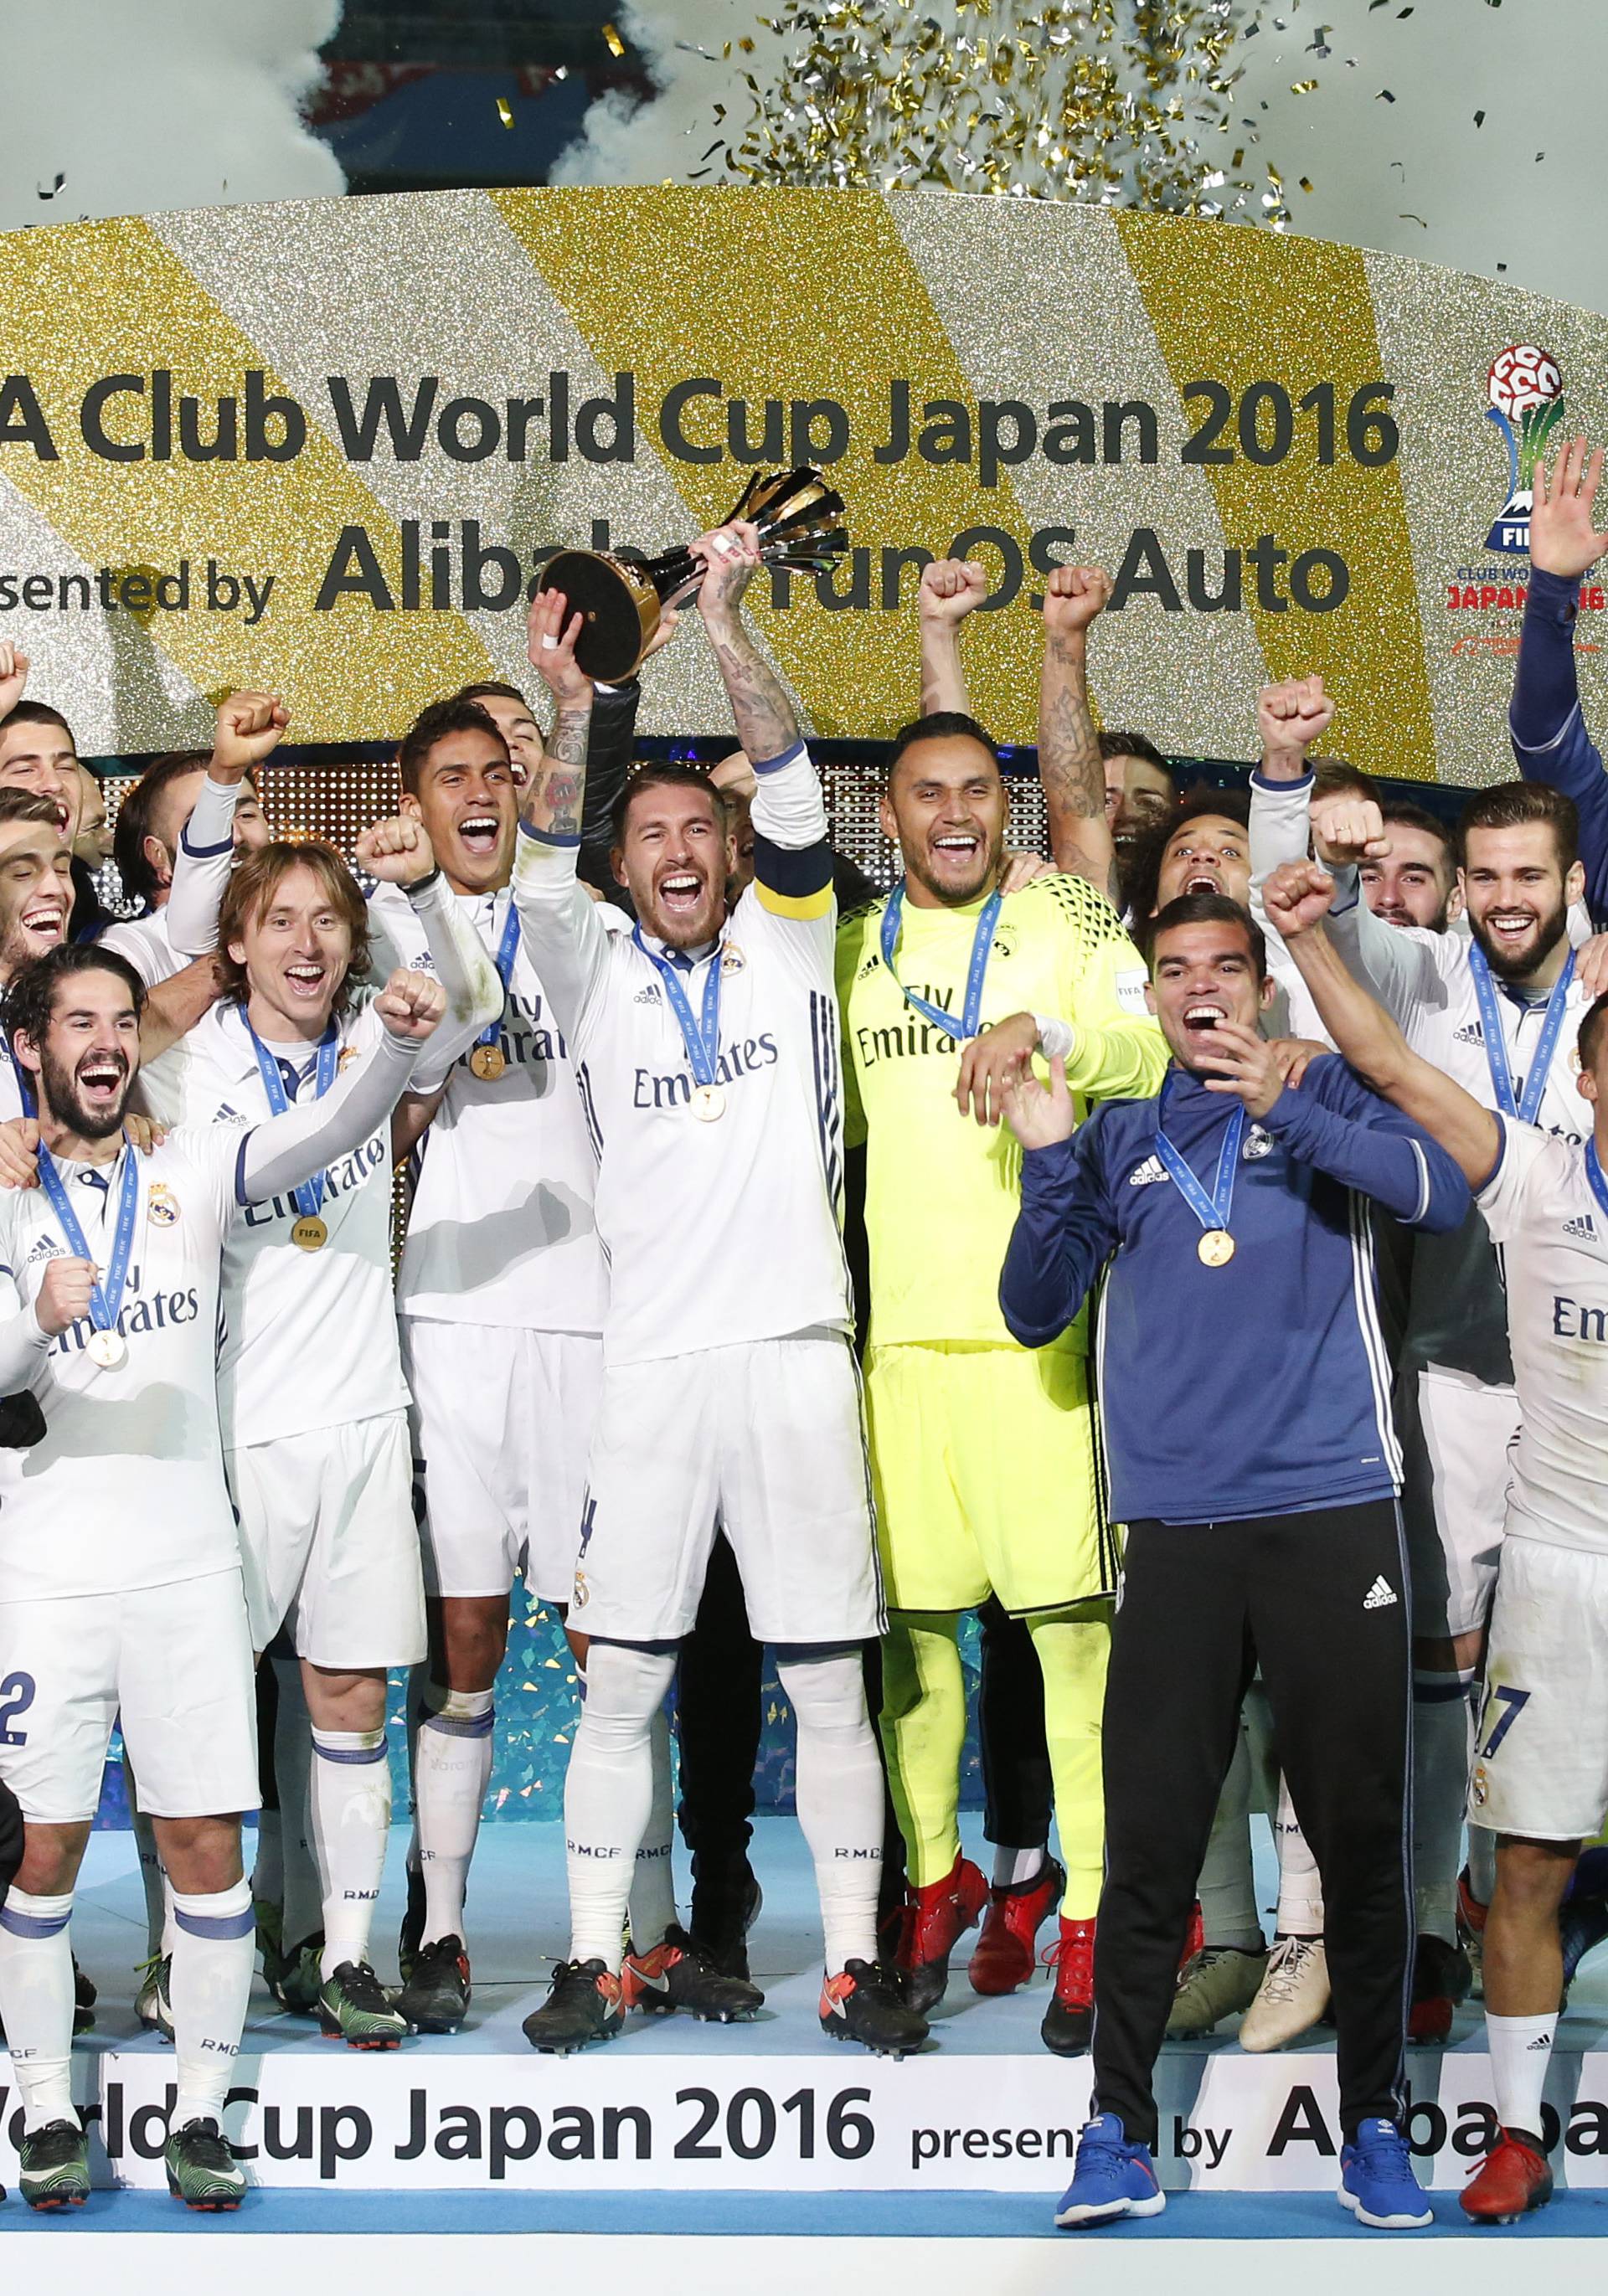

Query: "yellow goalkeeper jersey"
(836, 871), (1166, 1352)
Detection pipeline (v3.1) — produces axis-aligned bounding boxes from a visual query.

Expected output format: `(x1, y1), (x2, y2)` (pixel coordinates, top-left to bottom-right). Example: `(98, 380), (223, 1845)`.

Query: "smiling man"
(837, 577), (1166, 2052)
(0, 795), (74, 1121)
(1301, 776), (1595, 2040)
(997, 889), (1467, 2232)
(0, 940), (445, 2210)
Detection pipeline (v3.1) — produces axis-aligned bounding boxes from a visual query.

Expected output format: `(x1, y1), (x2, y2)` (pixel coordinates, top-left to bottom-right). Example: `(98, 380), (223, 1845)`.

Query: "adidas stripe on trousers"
(1091, 1499), (1414, 2149)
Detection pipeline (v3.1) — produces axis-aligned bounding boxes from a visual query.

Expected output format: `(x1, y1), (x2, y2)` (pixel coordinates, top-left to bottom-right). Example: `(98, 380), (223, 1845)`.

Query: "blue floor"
(7, 2185), (1608, 2237)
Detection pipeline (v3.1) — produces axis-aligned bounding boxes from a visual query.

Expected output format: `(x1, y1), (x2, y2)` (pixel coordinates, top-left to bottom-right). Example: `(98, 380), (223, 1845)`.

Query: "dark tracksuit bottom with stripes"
(1091, 1497), (1414, 2150)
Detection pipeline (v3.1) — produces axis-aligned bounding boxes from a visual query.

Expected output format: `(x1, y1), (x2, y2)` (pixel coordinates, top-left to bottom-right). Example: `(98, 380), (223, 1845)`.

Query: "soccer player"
(1000, 890), (1467, 2231)
(838, 566), (1167, 2051)
(152, 824), (496, 2048)
(0, 942), (445, 2209)
(1265, 854), (1608, 2223)
(0, 795), (74, 1124)
(364, 690), (632, 2034)
(0, 647), (82, 843)
(1303, 774), (1595, 2039)
(102, 725), (271, 991)
(1100, 732), (1178, 913)
(514, 525), (920, 2058)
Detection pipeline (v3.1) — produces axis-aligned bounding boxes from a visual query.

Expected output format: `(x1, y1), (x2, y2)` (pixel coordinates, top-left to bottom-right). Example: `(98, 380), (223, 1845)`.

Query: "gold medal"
(86, 1327), (126, 1370)
(291, 1215), (328, 1252)
(1198, 1229), (1235, 1269)
(470, 1043), (507, 1082)
(692, 1084), (727, 1123)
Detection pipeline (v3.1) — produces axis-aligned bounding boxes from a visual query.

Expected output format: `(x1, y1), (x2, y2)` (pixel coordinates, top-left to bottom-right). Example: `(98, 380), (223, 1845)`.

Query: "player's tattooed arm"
(694, 521), (800, 764)
(523, 588), (594, 841)
(1038, 567), (1118, 907)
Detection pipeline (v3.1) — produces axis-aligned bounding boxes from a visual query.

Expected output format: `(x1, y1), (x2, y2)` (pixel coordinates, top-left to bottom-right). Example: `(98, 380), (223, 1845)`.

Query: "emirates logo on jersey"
(147, 1184), (180, 1228)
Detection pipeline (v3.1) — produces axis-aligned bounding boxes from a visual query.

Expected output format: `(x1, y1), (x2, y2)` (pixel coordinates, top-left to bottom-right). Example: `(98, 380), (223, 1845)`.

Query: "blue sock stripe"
(174, 1903), (256, 1941)
(313, 1734), (390, 1764)
(0, 1902), (70, 1938)
(424, 1708), (494, 1739)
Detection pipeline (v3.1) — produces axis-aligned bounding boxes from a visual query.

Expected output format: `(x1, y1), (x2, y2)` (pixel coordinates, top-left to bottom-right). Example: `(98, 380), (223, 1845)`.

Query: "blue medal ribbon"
(879, 883), (1002, 1043)
(245, 1017), (341, 1222)
(1585, 1139), (1608, 1228)
(477, 901), (521, 1049)
(1468, 944), (1575, 1125)
(37, 1144), (142, 1341)
(1152, 1072), (1245, 1242)
(633, 928), (724, 1089)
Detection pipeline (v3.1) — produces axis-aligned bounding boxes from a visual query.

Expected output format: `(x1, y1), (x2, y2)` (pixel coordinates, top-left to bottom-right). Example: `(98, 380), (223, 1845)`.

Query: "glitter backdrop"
(3, 187), (1608, 787)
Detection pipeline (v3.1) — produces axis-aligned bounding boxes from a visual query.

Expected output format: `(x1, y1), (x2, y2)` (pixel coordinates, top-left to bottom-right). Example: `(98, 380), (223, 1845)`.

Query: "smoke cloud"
(0, 0), (344, 234)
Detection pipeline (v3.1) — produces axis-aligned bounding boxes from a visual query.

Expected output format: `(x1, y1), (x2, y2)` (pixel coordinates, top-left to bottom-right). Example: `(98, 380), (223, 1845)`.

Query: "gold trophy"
(536, 468), (848, 681)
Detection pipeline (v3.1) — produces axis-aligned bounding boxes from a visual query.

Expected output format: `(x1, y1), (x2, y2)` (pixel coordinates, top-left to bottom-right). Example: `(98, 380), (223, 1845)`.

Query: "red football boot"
(1461, 2129), (1553, 2223)
(898, 1856), (989, 2012)
(968, 1857), (1066, 1996)
(1041, 1915), (1095, 2055)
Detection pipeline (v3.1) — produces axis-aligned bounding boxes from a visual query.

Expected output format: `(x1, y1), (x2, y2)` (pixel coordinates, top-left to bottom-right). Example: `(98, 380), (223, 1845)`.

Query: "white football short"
(1398, 1364), (1520, 1639)
(573, 1330), (885, 1646)
(400, 1317), (603, 1604)
(1470, 1525), (1608, 1841)
(227, 1412), (426, 1671)
(0, 1568), (260, 1824)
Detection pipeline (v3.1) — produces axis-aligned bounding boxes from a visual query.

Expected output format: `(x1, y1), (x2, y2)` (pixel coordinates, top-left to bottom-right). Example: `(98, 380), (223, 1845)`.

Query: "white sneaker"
(1238, 1934), (1329, 2051)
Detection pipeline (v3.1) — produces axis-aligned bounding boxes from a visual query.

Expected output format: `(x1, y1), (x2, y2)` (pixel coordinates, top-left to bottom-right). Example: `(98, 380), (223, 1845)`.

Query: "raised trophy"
(536, 468), (848, 681)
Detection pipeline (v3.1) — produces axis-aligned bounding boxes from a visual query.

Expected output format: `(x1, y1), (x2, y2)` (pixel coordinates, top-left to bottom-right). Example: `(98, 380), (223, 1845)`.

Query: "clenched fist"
(36, 1255), (95, 1338)
(356, 816), (436, 888)
(374, 969), (446, 1043)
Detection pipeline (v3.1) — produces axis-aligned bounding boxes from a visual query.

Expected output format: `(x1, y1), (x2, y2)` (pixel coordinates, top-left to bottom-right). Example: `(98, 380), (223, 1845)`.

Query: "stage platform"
(8, 1816), (1608, 2279)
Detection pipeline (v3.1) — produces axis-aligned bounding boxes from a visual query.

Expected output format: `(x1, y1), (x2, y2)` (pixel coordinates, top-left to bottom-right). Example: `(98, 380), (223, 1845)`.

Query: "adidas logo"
(1126, 1156), (1168, 1188)
(632, 984), (661, 1006)
(1564, 1213), (1598, 1239)
(1453, 1022), (1486, 1046)
(1527, 2034), (1553, 2051)
(1363, 1576), (1399, 1611)
(24, 1233), (59, 1266)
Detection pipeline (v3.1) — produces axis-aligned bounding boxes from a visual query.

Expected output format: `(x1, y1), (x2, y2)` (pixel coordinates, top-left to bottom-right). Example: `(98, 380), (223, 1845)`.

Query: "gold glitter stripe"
(0, 216), (496, 736)
(490, 187), (1049, 741)
(1117, 216), (1436, 782)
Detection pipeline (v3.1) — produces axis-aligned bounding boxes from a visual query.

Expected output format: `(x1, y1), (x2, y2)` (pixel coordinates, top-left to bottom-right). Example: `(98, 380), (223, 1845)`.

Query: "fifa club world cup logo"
(1486, 344), (1564, 554)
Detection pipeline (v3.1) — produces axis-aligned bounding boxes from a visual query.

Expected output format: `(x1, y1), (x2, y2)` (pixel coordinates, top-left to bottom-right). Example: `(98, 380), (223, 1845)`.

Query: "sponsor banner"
(2, 191), (1607, 780)
(8, 2041), (1608, 2193)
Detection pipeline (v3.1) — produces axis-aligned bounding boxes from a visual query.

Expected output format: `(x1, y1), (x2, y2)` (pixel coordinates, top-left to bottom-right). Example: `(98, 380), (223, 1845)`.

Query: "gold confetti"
(710, 0), (1300, 225)
(601, 19), (626, 57)
(496, 95), (514, 128)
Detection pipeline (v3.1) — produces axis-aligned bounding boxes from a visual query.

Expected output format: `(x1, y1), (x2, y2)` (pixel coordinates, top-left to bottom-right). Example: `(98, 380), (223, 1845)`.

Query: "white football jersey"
(1329, 878), (1593, 1382)
(1478, 1117), (1608, 1555)
(173, 997), (409, 1449)
(0, 1126), (244, 1600)
(390, 883), (607, 1335)
(513, 758), (850, 1368)
(98, 905), (183, 989)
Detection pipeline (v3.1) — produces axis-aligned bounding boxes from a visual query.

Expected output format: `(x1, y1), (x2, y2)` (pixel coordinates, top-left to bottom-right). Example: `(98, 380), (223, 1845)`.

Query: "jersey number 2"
(0, 1670), (35, 1746)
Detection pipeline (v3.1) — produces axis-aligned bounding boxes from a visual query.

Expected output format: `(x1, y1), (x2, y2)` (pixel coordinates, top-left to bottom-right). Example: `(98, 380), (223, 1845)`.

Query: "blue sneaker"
(1338, 2118), (1433, 2228)
(1054, 2113), (1166, 2227)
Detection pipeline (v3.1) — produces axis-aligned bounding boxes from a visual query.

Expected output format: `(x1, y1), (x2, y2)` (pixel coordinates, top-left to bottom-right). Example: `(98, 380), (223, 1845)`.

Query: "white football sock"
(170, 1881), (255, 2131)
(0, 1889), (75, 2129)
(1413, 1667), (1476, 1943)
(781, 1650), (883, 1974)
(564, 1642), (676, 1972)
(1198, 1722), (1263, 1952)
(1273, 1776), (1324, 1939)
(415, 1684), (494, 1949)
(128, 1802), (173, 1959)
(311, 1728), (391, 1979)
(1487, 2010), (1556, 2141)
(626, 1703), (677, 1954)
(993, 1845), (1046, 1888)
(273, 1658), (322, 1952)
